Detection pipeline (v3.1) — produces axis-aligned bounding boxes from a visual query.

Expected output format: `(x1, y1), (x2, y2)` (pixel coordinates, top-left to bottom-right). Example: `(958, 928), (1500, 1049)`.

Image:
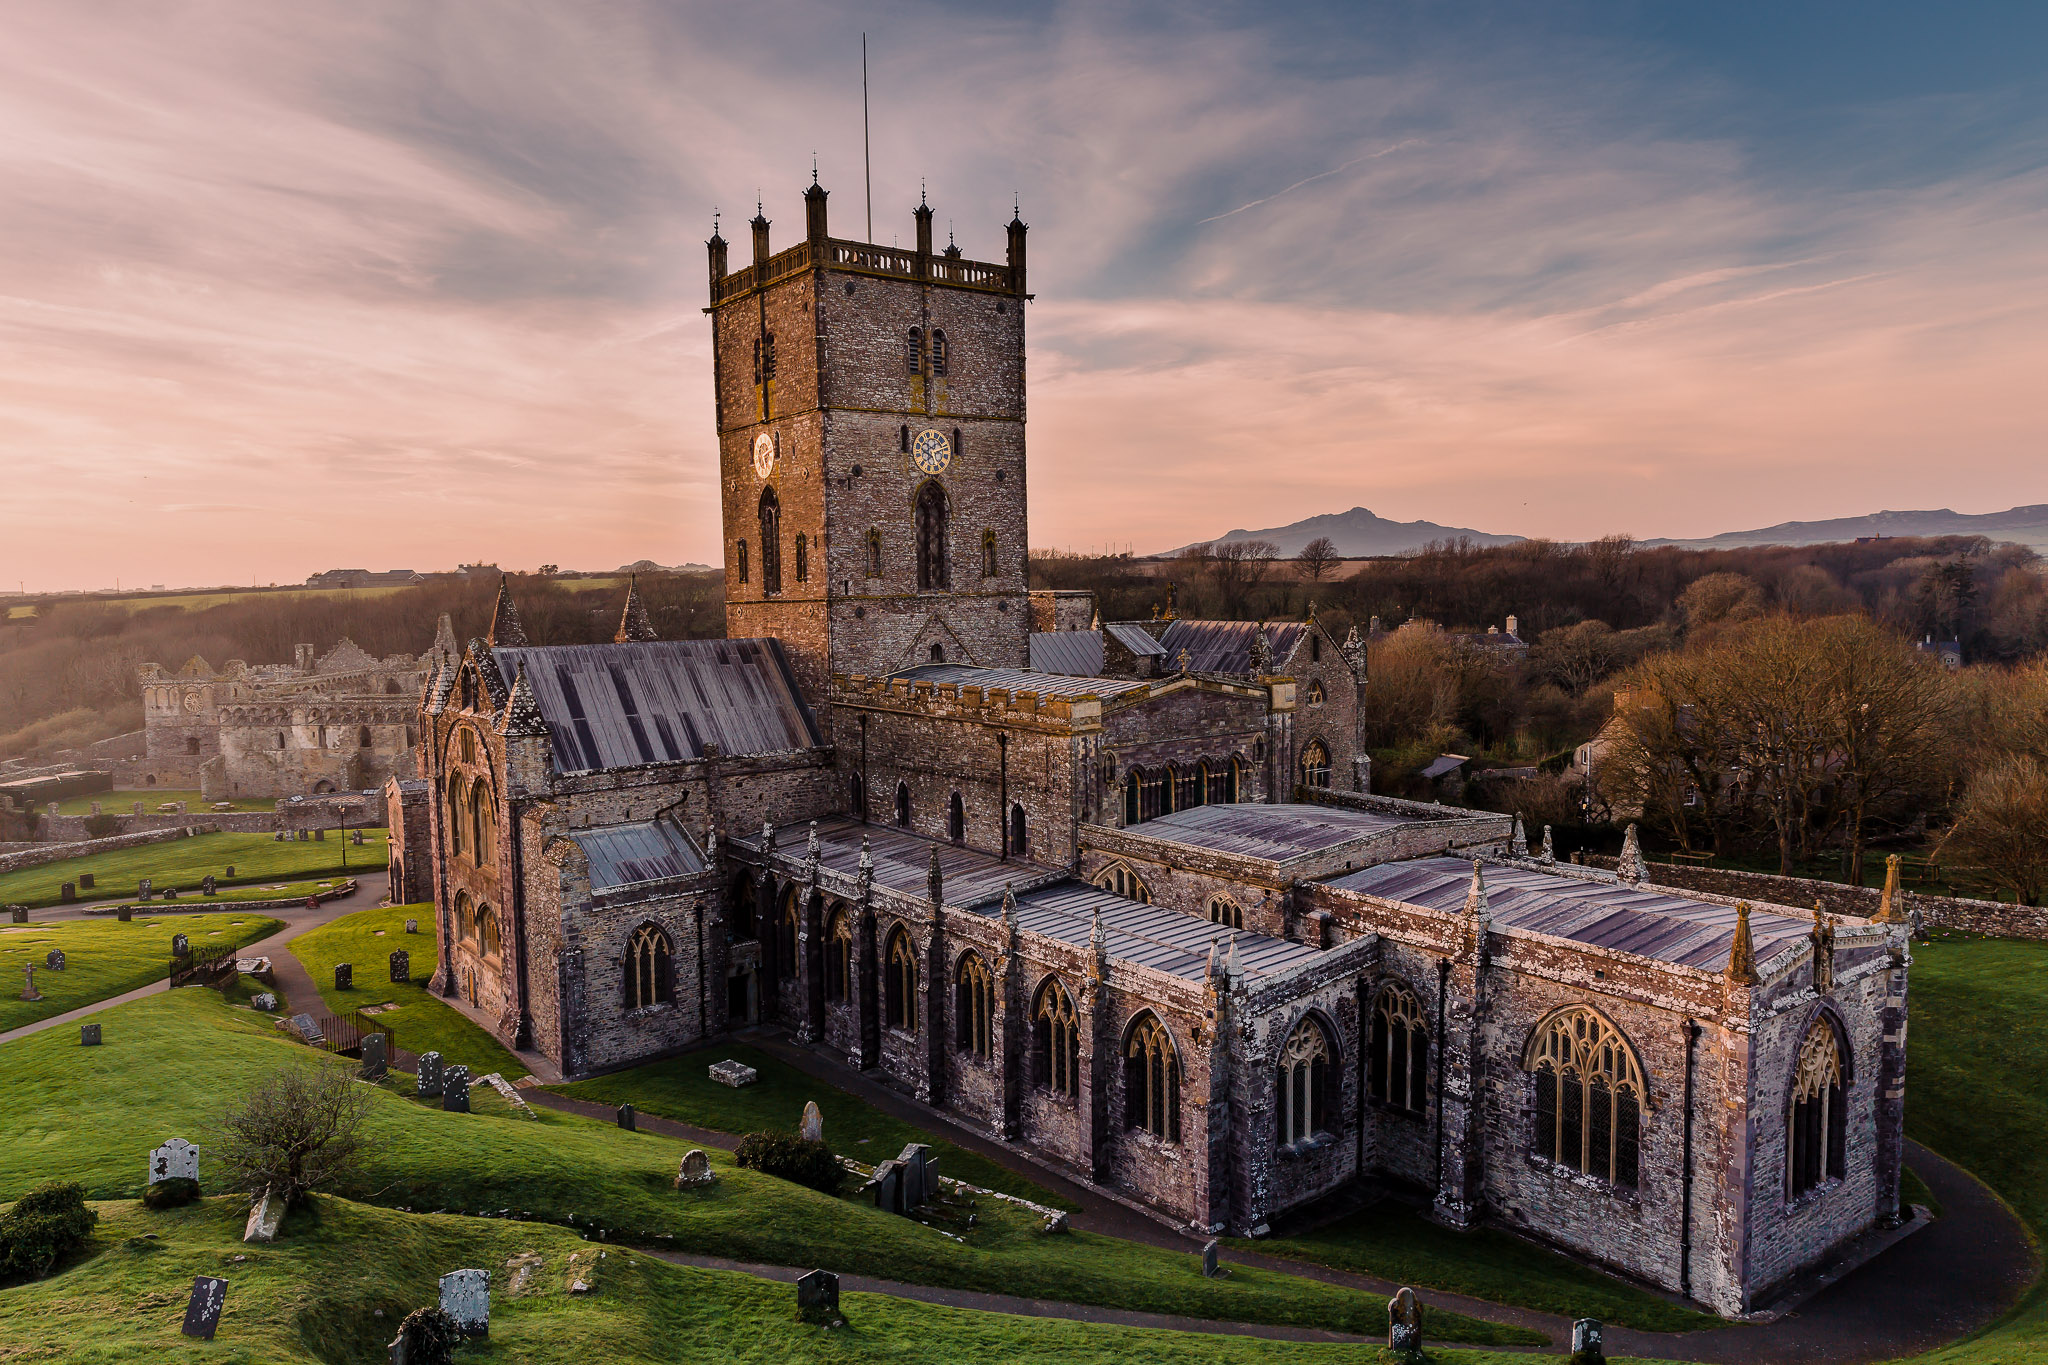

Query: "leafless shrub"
(218, 1060), (371, 1206)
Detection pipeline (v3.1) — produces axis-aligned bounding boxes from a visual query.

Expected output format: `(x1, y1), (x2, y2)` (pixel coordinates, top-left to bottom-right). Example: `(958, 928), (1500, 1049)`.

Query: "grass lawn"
(49, 789), (274, 815)
(1897, 933), (2048, 1364)
(288, 901), (529, 1080)
(0, 1197), (1572, 1365)
(554, 1040), (1077, 1211)
(0, 912), (283, 1031)
(1242, 1201), (1721, 1333)
(0, 829), (388, 910)
(0, 989), (1543, 1350)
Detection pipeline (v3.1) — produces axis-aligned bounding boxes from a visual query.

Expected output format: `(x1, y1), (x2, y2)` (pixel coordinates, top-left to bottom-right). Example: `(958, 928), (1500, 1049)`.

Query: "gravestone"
(334, 963), (352, 991)
(251, 992), (277, 1012)
(314, 827), (325, 841)
(617, 1103), (636, 1131)
(404, 918), (419, 934)
(176, 801), (189, 814)
(438, 1269), (490, 1336)
(800, 1101), (824, 1142)
(442, 1064), (471, 1112)
(416, 1051), (445, 1098)
(117, 905), (132, 923)
(795, 1268), (843, 1325)
(89, 802), (101, 816)
(171, 933), (189, 957)
(389, 949), (409, 983)
(1202, 1239), (1226, 1278)
(45, 949), (65, 970)
(139, 878), (152, 901)
(81, 1023), (101, 1046)
(274, 830), (284, 842)
(132, 802), (144, 815)
(867, 1160), (903, 1214)
(244, 1188), (284, 1243)
(1570, 1318), (1605, 1365)
(708, 1059), (757, 1088)
(78, 873), (94, 889)
(59, 882), (75, 904)
(46, 801), (58, 817)
(1388, 1286), (1424, 1359)
(352, 829), (365, 846)
(289, 1014), (324, 1044)
(224, 866), (234, 877)
(895, 1143), (934, 1209)
(359, 1032), (388, 1080)
(202, 875), (216, 896)
(20, 963), (41, 1001)
(151, 1137), (200, 1185)
(675, 1150), (717, 1189)
(163, 886), (179, 900)
(180, 1275), (228, 1340)
(7, 905), (26, 924)
(297, 829), (308, 841)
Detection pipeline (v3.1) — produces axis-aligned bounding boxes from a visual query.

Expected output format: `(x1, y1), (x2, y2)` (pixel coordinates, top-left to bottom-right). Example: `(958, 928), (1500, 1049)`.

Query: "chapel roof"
(888, 662), (1153, 699)
(1028, 630), (1106, 676)
(571, 820), (707, 892)
(1126, 802), (1424, 861)
(1156, 619), (1307, 674)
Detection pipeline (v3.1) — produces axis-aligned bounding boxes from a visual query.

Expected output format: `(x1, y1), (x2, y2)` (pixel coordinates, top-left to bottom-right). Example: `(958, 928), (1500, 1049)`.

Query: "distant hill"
(1645, 505), (2048, 554)
(1161, 506), (1525, 558)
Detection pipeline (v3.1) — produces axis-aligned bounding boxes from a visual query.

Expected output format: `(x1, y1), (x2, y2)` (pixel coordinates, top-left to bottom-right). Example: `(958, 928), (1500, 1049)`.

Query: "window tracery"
(1125, 1013), (1181, 1142)
(956, 952), (994, 1059)
(1034, 978), (1080, 1097)
(625, 923), (672, 1009)
(1370, 982), (1429, 1114)
(1279, 1016), (1334, 1146)
(1526, 1007), (1645, 1189)
(885, 926), (918, 1032)
(1790, 1018), (1846, 1196)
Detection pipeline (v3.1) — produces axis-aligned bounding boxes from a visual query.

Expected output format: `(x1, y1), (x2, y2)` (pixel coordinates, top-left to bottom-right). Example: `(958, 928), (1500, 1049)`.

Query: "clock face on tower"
(911, 428), (952, 476)
(753, 432), (776, 480)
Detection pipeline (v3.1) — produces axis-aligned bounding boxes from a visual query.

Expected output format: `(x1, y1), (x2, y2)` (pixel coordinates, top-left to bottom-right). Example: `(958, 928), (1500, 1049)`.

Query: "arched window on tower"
(956, 951), (993, 1059)
(895, 781), (911, 829)
(1371, 981), (1430, 1114)
(1125, 1013), (1181, 1142)
(794, 533), (808, 583)
(866, 528), (882, 577)
(981, 528), (998, 578)
(1300, 740), (1331, 789)
(823, 908), (852, 1003)
(1010, 803), (1029, 857)
(358, 725), (373, 748)
(899, 424), (909, 452)
(906, 327), (923, 375)
(1123, 770), (1142, 825)
(758, 488), (782, 595)
(624, 923), (673, 1010)
(1278, 1015), (1335, 1146)
(929, 329), (948, 376)
(762, 331), (776, 380)
(1790, 1016), (1847, 1196)
(737, 539), (749, 584)
(948, 792), (965, 844)
(884, 926), (918, 1032)
(1310, 633), (1321, 663)
(1526, 1007), (1646, 1189)
(1033, 977), (1081, 1096)
(916, 482), (950, 591)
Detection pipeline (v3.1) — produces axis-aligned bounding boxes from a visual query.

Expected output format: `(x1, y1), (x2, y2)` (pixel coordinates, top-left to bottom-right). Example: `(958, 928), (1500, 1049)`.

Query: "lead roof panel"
(1104, 623), (1169, 656)
(1131, 802), (1415, 859)
(1157, 619), (1306, 674)
(572, 820), (706, 891)
(1028, 631), (1106, 676)
(889, 663), (1152, 698)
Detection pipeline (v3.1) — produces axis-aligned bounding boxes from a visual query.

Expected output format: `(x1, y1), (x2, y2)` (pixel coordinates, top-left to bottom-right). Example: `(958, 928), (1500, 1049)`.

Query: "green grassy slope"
(0, 830), (388, 910)
(0, 912), (282, 1030)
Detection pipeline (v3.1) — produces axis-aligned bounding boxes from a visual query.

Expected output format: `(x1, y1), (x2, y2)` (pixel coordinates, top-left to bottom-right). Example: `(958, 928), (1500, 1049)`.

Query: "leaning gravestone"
(1388, 1286), (1424, 1360)
(289, 1014), (324, 1045)
(442, 1064), (471, 1112)
(334, 963), (352, 991)
(389, 949), (410, 984)
(171, 933), (189, 957)
(439, 1269), (490, 1336)
(45, 949), (65, 971)
(617, 1103), (636, 1131)
(416, 1051), (445, 1099)
(359, 1032), (388, 1081)
(800, 1101), (824, 1142)
(80, 1024), (101, 1046)
(151, 1137), (200, 1185)
(273, 830), (284, 842)
(180, 1275), (228, 1340)
(1570, 1318), (1605, 1365)
(867, 1160), (903, 1214)
(896, 1143), (934, 1210)
(1202, 1239), (1226, 1277)
(244, 1188), (284, 1243)
(404, 918), (419, 934)
(796, 1268), (843, 1325)
(675, 1149), (717, 1189)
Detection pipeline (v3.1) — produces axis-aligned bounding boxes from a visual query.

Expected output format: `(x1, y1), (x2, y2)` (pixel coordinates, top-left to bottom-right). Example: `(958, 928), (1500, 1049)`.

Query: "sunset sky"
(2, 2), (2045, 592)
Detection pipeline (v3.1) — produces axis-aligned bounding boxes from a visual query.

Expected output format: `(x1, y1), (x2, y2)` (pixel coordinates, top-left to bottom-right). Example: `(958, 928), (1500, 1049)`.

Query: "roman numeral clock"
(911, 428), (951, 476)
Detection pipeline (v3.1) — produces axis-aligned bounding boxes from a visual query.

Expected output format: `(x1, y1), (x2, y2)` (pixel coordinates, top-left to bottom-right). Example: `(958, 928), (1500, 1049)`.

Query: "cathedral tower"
(708, 178), (1033, 703)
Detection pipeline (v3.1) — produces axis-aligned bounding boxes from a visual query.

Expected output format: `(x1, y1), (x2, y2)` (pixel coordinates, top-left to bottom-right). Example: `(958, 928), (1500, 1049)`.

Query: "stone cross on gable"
(1176, 648), (1193, 674)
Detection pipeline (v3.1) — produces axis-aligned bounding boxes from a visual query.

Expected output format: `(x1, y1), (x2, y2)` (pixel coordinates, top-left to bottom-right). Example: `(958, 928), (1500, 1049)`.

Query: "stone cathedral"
(403, 178), (1909, 1317)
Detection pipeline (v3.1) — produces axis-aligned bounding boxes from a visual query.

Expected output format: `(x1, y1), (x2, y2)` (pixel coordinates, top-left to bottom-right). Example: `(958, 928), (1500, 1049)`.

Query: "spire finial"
(812, 153), (819, 184)
(1875, 854), (1904, 923)
(920, 177), (927, 206)
(712, 207), (720, 236)
(1727, 902), (1760, 985)
(1013, 190), (1020, 217)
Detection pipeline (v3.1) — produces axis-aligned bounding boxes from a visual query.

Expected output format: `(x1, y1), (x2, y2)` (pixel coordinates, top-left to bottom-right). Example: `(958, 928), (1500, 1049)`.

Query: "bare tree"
(219, 1061), (371, 1207)
(1202, 539), (1280, 618)
(1939, 756), (2048, 905)
(1295, 537), (1340, 583)
(1813, 616), (1957, 883)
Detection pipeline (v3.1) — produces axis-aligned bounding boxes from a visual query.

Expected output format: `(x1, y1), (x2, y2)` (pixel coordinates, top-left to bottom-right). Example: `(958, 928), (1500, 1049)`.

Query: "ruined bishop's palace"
(397, 176), (1910, 1317)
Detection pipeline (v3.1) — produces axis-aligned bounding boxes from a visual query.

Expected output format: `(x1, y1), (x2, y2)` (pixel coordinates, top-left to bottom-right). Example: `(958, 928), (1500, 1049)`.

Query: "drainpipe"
(858, 714), (869, 823)
(1354, 974), (1369, 1177)
(509, 793), (533, 1050)
(1680, 1017), (1699, 1299)
(1433, 957), (1450, 1193)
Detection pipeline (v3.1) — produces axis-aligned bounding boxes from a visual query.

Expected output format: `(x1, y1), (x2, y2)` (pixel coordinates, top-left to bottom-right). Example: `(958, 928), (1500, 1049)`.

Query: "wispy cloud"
(1196, 140), (1422, 224)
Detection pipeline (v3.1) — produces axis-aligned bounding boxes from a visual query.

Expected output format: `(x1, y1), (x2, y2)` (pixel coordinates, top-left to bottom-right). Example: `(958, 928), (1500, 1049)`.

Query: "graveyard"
(0, 829), (388, 911)
(44, 789), (277, 816)
(0, 912), (282, 1030)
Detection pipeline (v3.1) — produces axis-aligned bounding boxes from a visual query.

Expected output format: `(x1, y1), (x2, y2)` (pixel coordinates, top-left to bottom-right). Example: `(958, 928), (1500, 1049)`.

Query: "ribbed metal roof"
(1003, 880), (1320, 982)
(492, 639), (821, 774)
(1327, 857), (1813, 970)
(1132, 802), (1413, 860)
(1105, 623), (1169, 657)
(1028, 631), (1106, 676)
(890, 663), (1151, 699)
(751, 818), (1036, 907)
(1157, 620), (1307, 674)
(572, 821), (706, 891)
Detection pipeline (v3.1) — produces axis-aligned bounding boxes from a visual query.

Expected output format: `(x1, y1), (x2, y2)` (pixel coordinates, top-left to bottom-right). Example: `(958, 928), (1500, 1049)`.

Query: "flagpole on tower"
(862, 33), (874, 242)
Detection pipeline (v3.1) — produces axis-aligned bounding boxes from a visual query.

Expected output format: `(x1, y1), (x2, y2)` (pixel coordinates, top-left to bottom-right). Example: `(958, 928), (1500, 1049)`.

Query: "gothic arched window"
(866, 528), (882, 577)
(906, 327), (923, 375)
(1124, 770), (1142, 825)
(1124, 1013), (1181, 1142)
(1095, 863), (1151, 903)
(1208, 895), (1243, 929)
(1033, 977), (1080, 1097)
(1310, 633), (1321, 663)
(775, 886), (799, 983)
(476, 902), (500, 957)
(1306, 680), (1326, 705)
(1204, 759), (1232, 805)
(758, 488), (782, 595)
(1371, 982), (1429, 1114)
(916, 482), (950, 591)
(737, 539), (749, 584)
(447, 786), (465, 861)
(1526, 1007), (1646, 1189)
(1301, 740), (1331, 789)
(469, 781), (493, 868)
(981, 529), (998, 578)
(884, 926), (918, 1032)
(358, 725), (373, 747)
(276, 732), (287, 750)
(929, 328), (948, 377)
(895, 781), (911, 829)
(1279, 1016), (1335, 1146)
(794, 533), (808, 584)
(625, 923), (673, 1009)
(824, 907), (852, 1003)
(1010, 803), (1028, 857)
(1790, 1017), (1847, 1196)
(956, 951), (994, 1059)
(1173, 764), (1201, 811)
(453, 890), (472, 940)
(850, 774), (866, 821)
(728, 872), (756, 941)
(948, 791), (965, 845)
(929, 643), (945, 663)
(1231, 756), (1249, 802)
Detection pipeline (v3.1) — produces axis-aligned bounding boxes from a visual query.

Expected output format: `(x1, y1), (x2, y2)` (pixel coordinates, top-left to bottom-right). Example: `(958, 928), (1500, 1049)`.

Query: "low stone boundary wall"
(84, 877), (359, 916)
(0, 823), (221, 875)
(38, 810), (281, 841)
(1578, 853), (2048, 941)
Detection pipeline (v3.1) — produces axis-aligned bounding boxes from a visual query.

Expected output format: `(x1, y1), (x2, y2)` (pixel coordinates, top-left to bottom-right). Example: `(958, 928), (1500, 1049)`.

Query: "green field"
(288, 902), (528, 1080)
(47, 789), (275, 816)
(0, 989), (1542, 1350)
(554, 1040), (1076, 1210)
(0, 913), (283, 1031)
(0, 830), (387, 910)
